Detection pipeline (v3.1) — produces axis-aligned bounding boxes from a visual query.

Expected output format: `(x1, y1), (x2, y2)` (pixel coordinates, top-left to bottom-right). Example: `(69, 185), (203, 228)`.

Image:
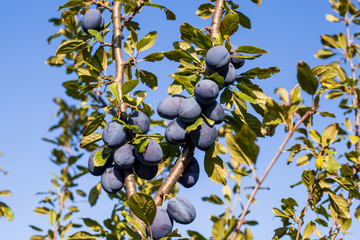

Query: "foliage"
(0, 153), (13, 222)
(28, 0), (360, 240)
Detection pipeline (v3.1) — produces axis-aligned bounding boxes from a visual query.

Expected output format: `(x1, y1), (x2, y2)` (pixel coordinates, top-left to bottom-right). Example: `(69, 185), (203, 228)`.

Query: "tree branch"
(230, 109), (316, 240)
(153, 142), (195, 206)
(92, 0), (113, 11)
(210, 0), (224, 39)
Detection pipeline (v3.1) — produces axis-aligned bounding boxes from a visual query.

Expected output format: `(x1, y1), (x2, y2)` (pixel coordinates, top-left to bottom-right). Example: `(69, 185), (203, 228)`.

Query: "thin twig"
(92, 0), (113, 11)
(230, 109), (316, 240)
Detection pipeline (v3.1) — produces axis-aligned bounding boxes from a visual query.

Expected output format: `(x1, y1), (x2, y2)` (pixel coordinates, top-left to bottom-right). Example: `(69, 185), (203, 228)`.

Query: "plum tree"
(178, 157), (199, 188)
(194, 79), (219, 105)
(133, 160), (158, 180)
(113, 144), (136, 169)
(157, 94), (186, 120)
(128, 110), (150, 134)
(205, 45), (231, 71)
(177, 97), (202, 123)
(100, 165), (125, 194)
(202, 101), (225, 124)
(218, 62), (236, 85)
(81, 9), (104, 34)
(147, 206), (173, 239)
(190, 121), (217, 151)
(88, 145), (114, 176)
(135, 139), (163, 166)
(102, 120), (127, 149)
(165, 117), (188, 145)
(167, 196), (196, 224)
(230, 45), (245, 69)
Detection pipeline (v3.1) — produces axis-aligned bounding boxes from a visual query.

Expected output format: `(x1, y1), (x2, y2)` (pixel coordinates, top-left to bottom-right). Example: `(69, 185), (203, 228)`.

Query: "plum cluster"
(158, 85), (224, 151)
(148, 196), (196, 239)
(205, 45), (245, 86)
(88, 111), (163, 194)
(81, 9), (105, 34)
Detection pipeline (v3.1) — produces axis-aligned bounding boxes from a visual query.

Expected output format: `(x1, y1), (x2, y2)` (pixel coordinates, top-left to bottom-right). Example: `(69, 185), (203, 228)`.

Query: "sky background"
(0, 0), (359, 239)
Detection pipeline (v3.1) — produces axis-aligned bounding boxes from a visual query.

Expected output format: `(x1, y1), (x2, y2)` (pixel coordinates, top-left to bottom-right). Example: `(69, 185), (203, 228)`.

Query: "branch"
(210, 0), (224, 39)
(153, 142), (195, 206)
(230, 109), (316, 240)
(92, 0), (113, 11)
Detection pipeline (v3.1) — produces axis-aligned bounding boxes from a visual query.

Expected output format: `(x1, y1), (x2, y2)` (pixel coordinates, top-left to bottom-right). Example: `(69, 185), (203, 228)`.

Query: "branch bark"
(210, 0), (224, 39)
(230, 109), (316, 240)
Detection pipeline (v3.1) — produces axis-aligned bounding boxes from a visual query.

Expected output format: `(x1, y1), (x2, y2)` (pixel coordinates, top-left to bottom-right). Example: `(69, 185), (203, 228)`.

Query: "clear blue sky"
(0, 0), (359, 239)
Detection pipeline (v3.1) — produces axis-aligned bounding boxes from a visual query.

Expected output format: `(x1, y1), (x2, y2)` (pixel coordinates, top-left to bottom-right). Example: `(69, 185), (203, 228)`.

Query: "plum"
(113, 144), (136, 169)
(147, 206), (173, 239)
(165, 117), (188, 145)
(190, 121), (217, 151)
(135, 139), (163, 166)
(202, 101), (225, 124)
(82, 9), (105, 34)
(167, 196), (196, 224)
(102, 120), (127, 149)
(218, 63), (236, 86)
(205, 45), (231, 72)
(133, 160), (158, 180)
(230, 45), (245, 69)
(178, 157), (199, 188)
(194, 80), (219, 105)
(101, 165), (125, 194)
(128, 110), (150, 134)
(177, 97), (202, 123)
(88, 145), (113, 176)
(157, 94), (186, 120)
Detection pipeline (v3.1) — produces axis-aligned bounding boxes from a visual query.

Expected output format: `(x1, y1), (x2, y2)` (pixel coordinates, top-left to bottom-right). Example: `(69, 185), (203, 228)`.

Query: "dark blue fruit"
(178, 157), (199, 188)
(135, 139), (163, 166)
(167, 196), (196, 224)
(202, 101), (225, 124)
(219, 63), (236, 86)
(133, 160), (158, 180)
(101, 165), (125, 194)
(114, 144), (135, 169)
(82, 9), (105, 34)
(88, 145), (113, 176)
(102, 120), (127, 149)
(230, 45), (245, 69)
(205, 45), (231, 72)
(165, 118), (188, 145)
(178, 98), (202, 123)
(147, 206), (173, 239)
(190, 121), (217, 151)
(128, 111), (150, 134)
(157, 94), (186, 120)
(194, 80), (219, 105)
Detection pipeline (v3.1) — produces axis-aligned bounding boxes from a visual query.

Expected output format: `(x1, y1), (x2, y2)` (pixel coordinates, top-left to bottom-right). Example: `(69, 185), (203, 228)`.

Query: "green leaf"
(67, 231), (98, 239)
(94, 46), (107, 72)
(58, 0), (85, 10)
(0, 202), (13, 221)
(235, 45), (267, 54)
(241, 67), (280, 79)
(88, 29), (104, 42)
(122, 79), (139, 95)
(82, 218), (104, 232)
(297, 61), (319, 95)
(204, 155), (228, 185)
(236, 11), (251, 29)
(118, 222), (141, 240)
(121, 210), (146, 237)
(196, 3), (214, 19)
(220, 14), (239, 39)
(30, 236), (46, 240)
(302, 221), (316, 239)
(163, 49), (194, 62)
(323, 155), (341, 172)
(187, 230), (207, 240)
(137, 31), (157, 52)
(202, 194), (224, 205)
(138, 70), (158, 89)
(141, 52), (164, 62)
(48, 209), (56, 226)
(225, 125), (259, 165)
(301, 169), (316, 189)
(329, 192), (350, 219)
(0, 190), (11, 197)
(109, 83), (120, 102)
(88, 183), (101, 207)
(93, 147), (112, 167)
(56, 39), (86, 55)
(192, 29), (213, 50)
(212, 218), (226, 240)
(125, 193), (156, 227)
(80, 133), (102, 149)
(321, 123), (339, 146)
(314, 49), (335, 59)
(326, 14), (341, 22)
(83, 110), (109, 136)
(250, 0), (262, 6)
(309, 129), (321, 144)
(186, 118), (203, 133)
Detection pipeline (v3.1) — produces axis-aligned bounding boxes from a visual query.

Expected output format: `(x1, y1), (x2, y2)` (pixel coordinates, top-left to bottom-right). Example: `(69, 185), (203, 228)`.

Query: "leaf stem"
(230, 109), (316, 240)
